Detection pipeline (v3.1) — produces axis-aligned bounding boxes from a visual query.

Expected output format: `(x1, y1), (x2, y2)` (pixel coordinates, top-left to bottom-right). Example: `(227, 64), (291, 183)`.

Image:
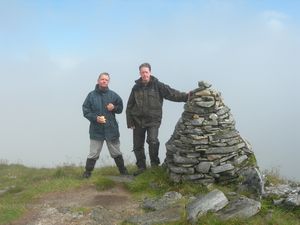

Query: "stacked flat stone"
(165, 81), (257, 184)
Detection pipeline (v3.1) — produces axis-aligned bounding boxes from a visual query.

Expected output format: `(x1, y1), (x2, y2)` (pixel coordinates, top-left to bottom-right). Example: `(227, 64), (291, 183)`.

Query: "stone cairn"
(165, 81), (260, 185)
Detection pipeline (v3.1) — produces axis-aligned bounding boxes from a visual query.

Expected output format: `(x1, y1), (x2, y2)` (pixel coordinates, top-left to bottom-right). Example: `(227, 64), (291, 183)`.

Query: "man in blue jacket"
(82, 72), (128, 178)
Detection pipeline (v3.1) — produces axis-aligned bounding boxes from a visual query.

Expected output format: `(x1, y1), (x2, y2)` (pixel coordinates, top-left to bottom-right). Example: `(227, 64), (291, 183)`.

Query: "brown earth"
(10, 184), (142, 225)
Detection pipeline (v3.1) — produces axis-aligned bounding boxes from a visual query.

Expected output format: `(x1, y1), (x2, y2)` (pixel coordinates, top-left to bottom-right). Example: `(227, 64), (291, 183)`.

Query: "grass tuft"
(94, 176), (116, 191)
(52, 164), (82, 179)
(126, 166), (208, 198)
(263, 167), (287, 186)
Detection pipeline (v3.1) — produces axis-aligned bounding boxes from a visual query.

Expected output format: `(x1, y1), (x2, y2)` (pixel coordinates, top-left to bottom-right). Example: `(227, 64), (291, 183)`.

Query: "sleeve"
(113, 93), (123, 114)
(126, 89), (136, 128)
(158, 81), (188, 102)
(82, 93), (98, 122)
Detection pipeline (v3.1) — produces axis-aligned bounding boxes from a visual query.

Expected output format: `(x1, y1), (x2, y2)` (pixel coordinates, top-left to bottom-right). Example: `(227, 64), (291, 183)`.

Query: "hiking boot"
(114, 155), (129, 175)
(133, 168), (146, 176)
(82, 171), (91, 179)
(82, 158), (97, 179)
(149, 142), (160, 167)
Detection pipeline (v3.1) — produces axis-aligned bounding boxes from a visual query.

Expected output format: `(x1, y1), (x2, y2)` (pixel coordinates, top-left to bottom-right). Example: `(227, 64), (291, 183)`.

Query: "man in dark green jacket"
(82, 72), (128, 178)
(126, 63), (188, 175)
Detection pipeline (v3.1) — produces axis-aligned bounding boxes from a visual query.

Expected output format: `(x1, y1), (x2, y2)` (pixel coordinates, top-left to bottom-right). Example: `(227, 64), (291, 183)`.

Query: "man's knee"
(147, 140), (159, 146)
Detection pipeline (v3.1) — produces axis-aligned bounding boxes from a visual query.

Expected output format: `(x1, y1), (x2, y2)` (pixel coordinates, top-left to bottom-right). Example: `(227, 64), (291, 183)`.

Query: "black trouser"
(133, 126), (160, 168)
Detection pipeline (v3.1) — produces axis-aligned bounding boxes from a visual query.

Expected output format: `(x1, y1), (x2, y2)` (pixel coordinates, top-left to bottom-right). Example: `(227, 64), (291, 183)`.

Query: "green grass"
(1, 162), (300, 225)
(94, 176), (116, 190)
(263, 167), (287, 186)
(0, 163), (87, 224)
(126, 167), (208, 198)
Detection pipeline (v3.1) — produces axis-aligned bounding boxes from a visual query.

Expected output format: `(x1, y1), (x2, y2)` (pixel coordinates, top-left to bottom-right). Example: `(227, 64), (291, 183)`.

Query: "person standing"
(126, 63), (189, 175)
(82, 72), (128, 178)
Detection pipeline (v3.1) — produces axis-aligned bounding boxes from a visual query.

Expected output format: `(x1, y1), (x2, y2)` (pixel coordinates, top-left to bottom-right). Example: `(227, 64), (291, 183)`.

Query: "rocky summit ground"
(10, 183), (142, 225)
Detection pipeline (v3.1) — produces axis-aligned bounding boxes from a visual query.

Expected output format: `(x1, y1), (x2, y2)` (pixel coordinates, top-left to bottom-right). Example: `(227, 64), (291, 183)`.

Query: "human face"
(97, 74), (110, 89)
(139, 66), (151, 83)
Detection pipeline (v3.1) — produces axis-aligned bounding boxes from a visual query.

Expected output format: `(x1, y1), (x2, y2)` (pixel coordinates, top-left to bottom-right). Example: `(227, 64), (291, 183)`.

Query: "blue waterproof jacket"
(82, 85), (123, 140)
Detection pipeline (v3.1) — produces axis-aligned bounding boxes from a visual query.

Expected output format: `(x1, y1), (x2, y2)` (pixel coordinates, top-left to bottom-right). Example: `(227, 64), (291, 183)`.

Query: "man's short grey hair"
(98, 72), (110, 79)
(139, 63), (151, 71)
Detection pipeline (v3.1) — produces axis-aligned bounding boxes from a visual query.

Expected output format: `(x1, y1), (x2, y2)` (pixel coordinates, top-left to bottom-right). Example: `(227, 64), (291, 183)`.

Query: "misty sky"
(1, 1), (300, 180)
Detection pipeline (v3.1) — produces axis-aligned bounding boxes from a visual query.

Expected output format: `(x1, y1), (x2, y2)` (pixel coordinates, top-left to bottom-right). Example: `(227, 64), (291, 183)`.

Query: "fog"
(1, 1), (299, 180)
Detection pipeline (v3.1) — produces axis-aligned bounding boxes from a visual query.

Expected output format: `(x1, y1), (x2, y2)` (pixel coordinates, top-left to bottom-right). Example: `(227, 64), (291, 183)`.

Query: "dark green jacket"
(126, 76), (188, 128)
(83, 85), (123, 140)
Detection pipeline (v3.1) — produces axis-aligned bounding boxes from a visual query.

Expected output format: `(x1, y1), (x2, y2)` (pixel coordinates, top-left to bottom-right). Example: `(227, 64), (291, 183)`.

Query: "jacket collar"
(95, 84), (109, 93)
(135, 75), (158, 86)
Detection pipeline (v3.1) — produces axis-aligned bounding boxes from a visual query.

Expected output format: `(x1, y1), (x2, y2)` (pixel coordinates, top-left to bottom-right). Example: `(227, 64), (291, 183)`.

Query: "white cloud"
(262, 10), (288, 31)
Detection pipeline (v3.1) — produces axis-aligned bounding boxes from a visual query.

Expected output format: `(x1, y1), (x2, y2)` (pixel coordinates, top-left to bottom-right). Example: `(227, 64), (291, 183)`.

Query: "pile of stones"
(165, 81), (261, 188)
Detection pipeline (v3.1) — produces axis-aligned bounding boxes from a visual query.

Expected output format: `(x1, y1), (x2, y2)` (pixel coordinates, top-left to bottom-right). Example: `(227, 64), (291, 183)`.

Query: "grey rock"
(234, 155), (248, 165)
(215, 106), (230, 116)
(191, 117), (205, 126)
(238, 167), (264, 197)
(209, 113), (218, 120)
(169, 165), (194, 174)
(226, 138), (242, 145)
(273, 198), (285, 205)
(219, 115), (234, 125)
(195, 99), (215, 108)
(142, 191), (183, 211)
(284, 193), (300, 207)
(185, 152), (202, 158)
(198, 81), (212, 89)
(173, 154), (199, 164)
(193, 178), (216, 185)
(189, 134), (208, 141)
(206, 154), (222, 161)
(184, 103), (214, 114)
(191, 138), (209, 145)
(220, 154), (238, 163)
(211, 164), (235, 174)
(187, 189), (228, 223)
(264, 184), (293, 197)
(241, 137), (253, 153)
(217, 196), (261, 220)
(206, 143), (245, 154)
(182, 173), (205, 181)
(203, 119), (218, 126)
(184, 128), (204, 135)
(195, 162), (212, 173)
(263, 183), (300, 207)
(125, 205), (183, 225)
(194, 89), (211, 96)
(210, 142), (228, 147)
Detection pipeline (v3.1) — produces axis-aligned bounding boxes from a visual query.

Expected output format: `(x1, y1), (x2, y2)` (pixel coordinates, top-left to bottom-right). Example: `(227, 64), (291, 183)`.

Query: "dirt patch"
(11, 184), (142, 225)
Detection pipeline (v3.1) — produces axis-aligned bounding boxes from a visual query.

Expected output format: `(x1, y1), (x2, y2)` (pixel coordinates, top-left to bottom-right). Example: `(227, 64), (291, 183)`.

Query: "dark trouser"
(133, 126), (160, 168)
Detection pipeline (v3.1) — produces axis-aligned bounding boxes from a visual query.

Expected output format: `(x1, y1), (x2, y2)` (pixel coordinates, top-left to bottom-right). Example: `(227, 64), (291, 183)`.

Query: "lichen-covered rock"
(216, 196), (261, 220)
(186, 189), (228, 223)
(142, 191), (183, 211)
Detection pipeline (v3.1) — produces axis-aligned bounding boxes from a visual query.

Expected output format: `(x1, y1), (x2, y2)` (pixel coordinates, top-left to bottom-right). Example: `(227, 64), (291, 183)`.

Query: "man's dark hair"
(139, 63), (151, 71)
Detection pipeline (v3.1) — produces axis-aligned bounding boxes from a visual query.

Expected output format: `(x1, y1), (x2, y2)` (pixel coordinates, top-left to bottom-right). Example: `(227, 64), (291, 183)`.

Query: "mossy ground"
(1, 162), (299, 225)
